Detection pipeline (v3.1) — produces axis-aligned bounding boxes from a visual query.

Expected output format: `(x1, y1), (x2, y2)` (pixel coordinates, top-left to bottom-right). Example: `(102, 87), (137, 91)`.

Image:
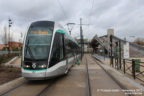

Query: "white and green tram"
(22, 21), (80, 80)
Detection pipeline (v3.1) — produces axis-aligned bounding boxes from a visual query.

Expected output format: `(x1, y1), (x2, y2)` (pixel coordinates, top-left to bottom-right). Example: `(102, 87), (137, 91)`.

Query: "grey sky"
(0, 0), (144, 43)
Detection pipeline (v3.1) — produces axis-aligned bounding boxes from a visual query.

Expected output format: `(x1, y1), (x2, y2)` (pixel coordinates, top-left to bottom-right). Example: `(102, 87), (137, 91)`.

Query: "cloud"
(0, 0), (144, 43)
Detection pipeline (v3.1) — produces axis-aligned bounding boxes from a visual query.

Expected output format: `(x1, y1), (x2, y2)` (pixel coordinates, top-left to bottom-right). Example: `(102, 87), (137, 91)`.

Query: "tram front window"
(24, 26), (53, 60)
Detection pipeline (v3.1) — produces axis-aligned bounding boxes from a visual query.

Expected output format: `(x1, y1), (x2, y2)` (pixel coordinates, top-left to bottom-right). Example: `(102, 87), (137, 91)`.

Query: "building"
(8, 41), (22, 48)
(0, 41), (22, 50)
(0, 44), (6, 50)
(75, 37), (91, 52)
(92, 29), (144, 58)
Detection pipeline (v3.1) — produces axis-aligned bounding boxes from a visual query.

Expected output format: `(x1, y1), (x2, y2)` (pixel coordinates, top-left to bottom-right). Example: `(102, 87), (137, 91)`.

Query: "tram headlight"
(39, 64), (46, 69)
(24, 65), (30, 68)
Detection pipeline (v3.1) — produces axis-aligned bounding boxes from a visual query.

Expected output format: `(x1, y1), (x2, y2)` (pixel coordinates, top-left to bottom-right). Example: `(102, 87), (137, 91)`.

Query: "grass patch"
(0, 53), (20, 64)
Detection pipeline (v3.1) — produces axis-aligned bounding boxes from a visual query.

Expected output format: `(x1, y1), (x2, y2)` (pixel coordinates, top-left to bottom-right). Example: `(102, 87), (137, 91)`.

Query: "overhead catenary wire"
(88, 0), (94, 25)
(87, 0), (94, 39)
(56, 0), (67, 18)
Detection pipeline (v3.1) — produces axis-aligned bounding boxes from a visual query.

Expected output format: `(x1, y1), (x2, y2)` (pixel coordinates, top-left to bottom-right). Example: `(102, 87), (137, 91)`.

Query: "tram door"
(48, 32), (65, 74)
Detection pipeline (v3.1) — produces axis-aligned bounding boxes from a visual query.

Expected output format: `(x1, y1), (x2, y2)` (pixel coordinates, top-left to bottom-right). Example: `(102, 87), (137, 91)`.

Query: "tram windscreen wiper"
(25, 39), (36, 61)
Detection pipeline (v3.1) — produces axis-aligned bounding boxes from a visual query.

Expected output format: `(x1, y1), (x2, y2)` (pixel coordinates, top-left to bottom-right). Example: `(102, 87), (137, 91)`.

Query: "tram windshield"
(24, 23), (54, 60)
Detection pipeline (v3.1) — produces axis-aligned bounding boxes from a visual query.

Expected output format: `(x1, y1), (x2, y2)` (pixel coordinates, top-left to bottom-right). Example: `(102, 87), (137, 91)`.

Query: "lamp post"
(67, 18), (89, 60)
(66, 23), (75, 35)
(8, 18), (13, 48)
(8, 18), (13, 55)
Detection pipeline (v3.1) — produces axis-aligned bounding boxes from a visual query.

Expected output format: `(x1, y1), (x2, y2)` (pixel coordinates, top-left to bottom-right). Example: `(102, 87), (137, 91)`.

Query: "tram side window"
(65, 38), (72, 57)
(65, 38), (78, 58)
(73, 43), (77, 55)
(49, 33), (64, 67)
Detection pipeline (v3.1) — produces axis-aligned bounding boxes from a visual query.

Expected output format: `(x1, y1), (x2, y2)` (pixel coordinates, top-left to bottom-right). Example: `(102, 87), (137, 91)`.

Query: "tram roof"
(56, 30), (79, 46)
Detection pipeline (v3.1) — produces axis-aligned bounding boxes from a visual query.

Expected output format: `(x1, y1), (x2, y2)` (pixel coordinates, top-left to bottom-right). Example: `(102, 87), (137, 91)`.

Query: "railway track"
(36, 78), (59, 96)
(85, 58), (91, 96)
(0, 81), (27, 96)
(91, 55), (134, 96)
(0, 78), (59, 96)
(0, 54), (137, 96)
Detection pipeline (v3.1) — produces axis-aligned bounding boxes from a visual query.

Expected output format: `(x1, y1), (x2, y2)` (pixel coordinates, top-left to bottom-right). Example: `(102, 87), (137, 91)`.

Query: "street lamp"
(66, 23), (75, 35)
(8, 18), (13, 47)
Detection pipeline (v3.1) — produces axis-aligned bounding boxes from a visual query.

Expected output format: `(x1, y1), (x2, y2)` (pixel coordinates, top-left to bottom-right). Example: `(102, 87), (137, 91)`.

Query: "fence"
(113, 58), (144, 82)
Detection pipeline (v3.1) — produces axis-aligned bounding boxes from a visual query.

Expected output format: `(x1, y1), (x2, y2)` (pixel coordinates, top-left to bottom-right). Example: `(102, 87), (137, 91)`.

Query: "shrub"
(0, 53), (19, 64)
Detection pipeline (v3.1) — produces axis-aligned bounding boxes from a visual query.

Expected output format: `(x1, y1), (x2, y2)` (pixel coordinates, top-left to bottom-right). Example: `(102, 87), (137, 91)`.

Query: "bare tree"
(4, 26), (8, 45)
(0, 26), (7, 44)
(1, 35), (5, 44)
(134, 37), (144, 46)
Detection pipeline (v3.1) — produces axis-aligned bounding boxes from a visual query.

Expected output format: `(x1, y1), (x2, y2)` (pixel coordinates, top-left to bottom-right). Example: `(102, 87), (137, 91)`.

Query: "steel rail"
(0, 81), (27, 96)
(36, 78), (61, 96)
(92, 55), (134, 96)
(36, 80), (54, 96)
(85, 58), (91, 96)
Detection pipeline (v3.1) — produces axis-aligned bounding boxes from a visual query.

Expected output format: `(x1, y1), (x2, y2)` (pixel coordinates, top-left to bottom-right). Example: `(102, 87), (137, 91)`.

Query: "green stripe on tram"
(56, 30), (79, 46)
(56, 30), (66, 34)
(24, 69), (46, 71)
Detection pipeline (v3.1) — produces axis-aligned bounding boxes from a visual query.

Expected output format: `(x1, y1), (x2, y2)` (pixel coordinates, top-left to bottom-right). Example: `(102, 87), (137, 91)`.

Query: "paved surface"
(96, 54), (144, 87)
(43, 68), (86, 96)
(1, 54), (143, 96)
(2, 57), (86, 96)
(4, 80), (50, 96)
(86, 54), (125, 96)
(11, 57), (21, 65)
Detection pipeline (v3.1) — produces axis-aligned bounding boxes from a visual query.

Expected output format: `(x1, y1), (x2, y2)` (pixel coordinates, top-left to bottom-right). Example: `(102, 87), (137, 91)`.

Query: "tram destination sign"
(31, 30), (48, 35)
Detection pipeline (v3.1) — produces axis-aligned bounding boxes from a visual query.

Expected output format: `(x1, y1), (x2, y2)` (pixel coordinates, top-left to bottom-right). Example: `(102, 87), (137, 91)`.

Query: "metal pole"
(8, 18), (12, 55)
(104, 49), (105, 61)
(8, 19), (10, 56)
(132, 59), (136, 79)
(115, 42), (118, 69)
(123, 59), (126, 74)
(66, 23), (75, 35)
(80, 18), (83, 59)
(119, 40), (121, 69)
(110, 35), (113, 67)
(9, 26), (10, 47)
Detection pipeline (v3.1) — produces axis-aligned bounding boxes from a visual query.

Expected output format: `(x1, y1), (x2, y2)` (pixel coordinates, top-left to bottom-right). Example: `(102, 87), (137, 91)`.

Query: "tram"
(21, 21), (80, 80)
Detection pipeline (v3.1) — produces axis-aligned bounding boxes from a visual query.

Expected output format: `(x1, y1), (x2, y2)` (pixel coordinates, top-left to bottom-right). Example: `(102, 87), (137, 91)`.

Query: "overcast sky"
(0, 0), (144, 44)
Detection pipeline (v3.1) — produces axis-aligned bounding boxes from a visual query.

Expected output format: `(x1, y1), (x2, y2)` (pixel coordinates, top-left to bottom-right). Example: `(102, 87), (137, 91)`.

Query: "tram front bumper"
(22, 69), (46, 80)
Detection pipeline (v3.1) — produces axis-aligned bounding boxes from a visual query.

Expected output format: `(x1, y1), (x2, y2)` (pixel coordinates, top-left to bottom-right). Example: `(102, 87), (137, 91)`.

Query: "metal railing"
(120, 59), (144, 82)
(91, 54), (144, 83)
